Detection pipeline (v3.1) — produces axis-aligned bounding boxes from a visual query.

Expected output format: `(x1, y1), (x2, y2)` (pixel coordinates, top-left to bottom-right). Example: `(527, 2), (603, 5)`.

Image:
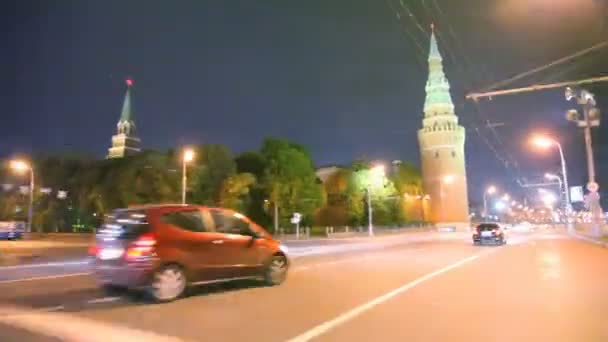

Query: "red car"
(90, 204), (289, 302)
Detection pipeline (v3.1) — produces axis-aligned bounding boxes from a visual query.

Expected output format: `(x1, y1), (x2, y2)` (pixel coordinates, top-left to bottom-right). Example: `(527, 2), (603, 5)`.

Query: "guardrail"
(276, 224), (435, 239)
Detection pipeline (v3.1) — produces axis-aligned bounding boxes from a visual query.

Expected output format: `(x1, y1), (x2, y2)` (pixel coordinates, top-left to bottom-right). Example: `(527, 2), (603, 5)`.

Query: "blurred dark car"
(90, 204), (289, 302)
(472, 223), (506, 245)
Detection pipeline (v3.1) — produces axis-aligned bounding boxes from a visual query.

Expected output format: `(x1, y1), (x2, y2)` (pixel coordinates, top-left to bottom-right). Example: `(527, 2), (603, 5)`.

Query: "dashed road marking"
(86, 297), (122, 305)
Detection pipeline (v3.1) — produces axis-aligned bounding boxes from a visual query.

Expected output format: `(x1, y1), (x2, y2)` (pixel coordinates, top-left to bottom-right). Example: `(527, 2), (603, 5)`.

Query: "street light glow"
(370, 164), (385, 176)
(10, 160), (30, 173)
(502, 194), (510, 201)
(531, 135), (555, 149)
(495, 201), (506, 211)
(183, 149), (195, 163)
(486, 185), (497, 194)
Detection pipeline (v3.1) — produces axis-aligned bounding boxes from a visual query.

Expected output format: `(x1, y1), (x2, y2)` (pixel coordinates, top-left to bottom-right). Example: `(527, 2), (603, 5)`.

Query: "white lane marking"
(0, 304), (185, 342)
(40, 305), (65, 312)
(286, 254), (481, 342)
(0, 272), (91, 284)
(291, 248), (428, 273)
(0, 260), (90, 270)
(87, 296), (122, 305)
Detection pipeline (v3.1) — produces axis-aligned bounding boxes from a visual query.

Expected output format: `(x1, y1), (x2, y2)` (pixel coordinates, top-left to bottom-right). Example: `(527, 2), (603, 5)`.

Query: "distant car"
(472, 223), (506, 245)
(90, 204), (289, 302)
(0, 221), (25, 240)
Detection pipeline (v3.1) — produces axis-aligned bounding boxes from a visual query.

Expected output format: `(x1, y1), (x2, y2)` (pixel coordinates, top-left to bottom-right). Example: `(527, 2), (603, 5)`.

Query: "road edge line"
(0, 272), (91, 284)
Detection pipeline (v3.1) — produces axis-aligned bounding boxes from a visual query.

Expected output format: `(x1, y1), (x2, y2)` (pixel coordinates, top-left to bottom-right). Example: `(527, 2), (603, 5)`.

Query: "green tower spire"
(423, 27), (455, 116)
(107, 78), (141, 159)
(119, 82), (134, 123)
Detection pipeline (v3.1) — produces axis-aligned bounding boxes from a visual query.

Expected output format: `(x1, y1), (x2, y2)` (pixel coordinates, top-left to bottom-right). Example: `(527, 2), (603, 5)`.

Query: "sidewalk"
(569, 224), (608, 248)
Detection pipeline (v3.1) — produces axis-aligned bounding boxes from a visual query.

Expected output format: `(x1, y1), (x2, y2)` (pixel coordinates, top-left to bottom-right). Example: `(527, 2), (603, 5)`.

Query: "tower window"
(451, 151), (456, 157)
(435, 151), (439, 158)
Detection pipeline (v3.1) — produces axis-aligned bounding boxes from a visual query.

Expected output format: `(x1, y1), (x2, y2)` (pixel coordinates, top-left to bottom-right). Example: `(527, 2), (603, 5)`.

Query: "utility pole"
(566, 87), (603, 237)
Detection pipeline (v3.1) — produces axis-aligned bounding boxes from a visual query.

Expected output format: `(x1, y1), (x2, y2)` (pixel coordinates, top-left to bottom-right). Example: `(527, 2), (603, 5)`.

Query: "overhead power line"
(482, 40), (608, 92)
(467, 75), (608, 101)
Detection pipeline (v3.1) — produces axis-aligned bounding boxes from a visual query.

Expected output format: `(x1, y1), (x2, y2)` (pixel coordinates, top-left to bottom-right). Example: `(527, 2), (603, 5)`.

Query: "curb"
(570, 234), (608, 248)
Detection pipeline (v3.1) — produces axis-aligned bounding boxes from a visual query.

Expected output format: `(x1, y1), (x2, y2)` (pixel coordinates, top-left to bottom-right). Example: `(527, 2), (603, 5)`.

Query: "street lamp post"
(181, 149), (195, 205)
(366, 164), (385, 237)
(532, 135), (573, 232)
(10, 160), (34, 233)
(483, 185), (497, 219)
(545, 173), (567, 222)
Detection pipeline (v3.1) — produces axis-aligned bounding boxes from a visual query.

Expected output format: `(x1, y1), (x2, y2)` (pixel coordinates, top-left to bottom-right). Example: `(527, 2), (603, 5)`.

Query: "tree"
(218, 172), (256, 212)
(260, 138), (325, 227)
(190, 144), (237, 205)
(390, 162), (424, 222)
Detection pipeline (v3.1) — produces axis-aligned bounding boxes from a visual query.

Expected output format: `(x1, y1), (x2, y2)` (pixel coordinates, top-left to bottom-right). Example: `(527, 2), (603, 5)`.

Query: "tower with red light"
(107, 78), (141, 158)
(417, 26), (470, 229)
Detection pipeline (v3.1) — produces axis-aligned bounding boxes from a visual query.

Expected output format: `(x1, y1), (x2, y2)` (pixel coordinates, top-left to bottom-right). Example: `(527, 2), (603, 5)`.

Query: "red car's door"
(208, 209), (268, 278)
(157, 208), (226, 282)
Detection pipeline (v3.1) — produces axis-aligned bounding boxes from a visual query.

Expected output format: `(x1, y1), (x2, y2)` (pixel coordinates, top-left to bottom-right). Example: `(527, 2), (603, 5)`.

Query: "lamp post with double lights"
(565, 87), (602, 236)
(10, 160), (34, 233)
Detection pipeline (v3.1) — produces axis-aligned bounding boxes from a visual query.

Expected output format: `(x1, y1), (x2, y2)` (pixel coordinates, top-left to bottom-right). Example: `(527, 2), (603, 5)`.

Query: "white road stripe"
(0, 272), (91, 284)
(286, 254), (482, 342)
(0, 260), (90, 270)
(87, 297), (122, 305)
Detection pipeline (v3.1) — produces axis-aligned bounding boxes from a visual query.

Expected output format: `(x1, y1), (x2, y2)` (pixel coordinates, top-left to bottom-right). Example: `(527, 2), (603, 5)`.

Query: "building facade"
(417, 29), (470, 228)
(107, 79), (141, 159)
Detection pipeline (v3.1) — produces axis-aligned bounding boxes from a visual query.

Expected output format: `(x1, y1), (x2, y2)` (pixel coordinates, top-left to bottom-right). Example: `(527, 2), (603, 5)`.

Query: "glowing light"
(486, 186), (497, 194)
(183, 149), (195, 163)
(502, 194), (510, 201)
(531, 135), (555, 149)
(495, 201), (506, 211)
(126, 78), (134, 86)
(10, 160), (30, 173)
(370, 164), (385, 176)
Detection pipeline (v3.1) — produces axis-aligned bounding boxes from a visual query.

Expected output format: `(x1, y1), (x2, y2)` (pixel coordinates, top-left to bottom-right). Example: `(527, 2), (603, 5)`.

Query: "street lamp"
(366, 164), (385, 237)
(502, 194), (510, 202)
(365, 164), (385, 236)
(483, 185), (497, 219)
(181, 149), (195, 205)
(531, 134), (573, 232)
(10, 160), (34, 233)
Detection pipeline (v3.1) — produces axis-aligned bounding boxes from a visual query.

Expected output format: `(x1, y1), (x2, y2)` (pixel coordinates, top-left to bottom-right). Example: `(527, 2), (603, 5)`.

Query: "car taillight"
(125, 233), (156, 261)
(88, 244), (98, 256)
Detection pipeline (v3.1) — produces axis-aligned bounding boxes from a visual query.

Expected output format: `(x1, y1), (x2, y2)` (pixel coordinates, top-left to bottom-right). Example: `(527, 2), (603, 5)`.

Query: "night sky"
(5, 0), (608, 203)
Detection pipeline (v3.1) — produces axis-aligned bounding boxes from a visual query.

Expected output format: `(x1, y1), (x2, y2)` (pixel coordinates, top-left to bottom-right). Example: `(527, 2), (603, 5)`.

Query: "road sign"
(570, 186), (584, 202)
(291, 212), (301, 224)
(587, 182), (599, 193)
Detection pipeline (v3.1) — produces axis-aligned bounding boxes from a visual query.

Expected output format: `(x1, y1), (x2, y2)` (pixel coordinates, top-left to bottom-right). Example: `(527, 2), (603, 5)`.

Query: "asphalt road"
(0, 230), (607, 341)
